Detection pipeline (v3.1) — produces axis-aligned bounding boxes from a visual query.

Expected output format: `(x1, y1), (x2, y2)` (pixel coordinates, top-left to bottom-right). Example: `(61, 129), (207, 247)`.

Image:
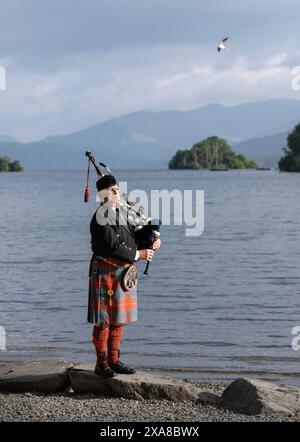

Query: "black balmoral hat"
(96, 175), (117, 192)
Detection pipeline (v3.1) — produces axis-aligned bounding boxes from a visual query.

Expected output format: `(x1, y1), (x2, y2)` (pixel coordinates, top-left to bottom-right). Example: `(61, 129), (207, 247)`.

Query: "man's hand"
(152, 238), (161, 250)
(138, 249), (155, 261)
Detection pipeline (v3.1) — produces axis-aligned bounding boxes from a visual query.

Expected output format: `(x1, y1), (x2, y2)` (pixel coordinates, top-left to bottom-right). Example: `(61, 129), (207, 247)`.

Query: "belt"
(93, 256), (131, 269)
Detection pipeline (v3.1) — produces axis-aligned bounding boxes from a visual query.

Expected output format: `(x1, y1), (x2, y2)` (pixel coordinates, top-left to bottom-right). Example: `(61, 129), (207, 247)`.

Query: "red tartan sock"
(92, 326), (109, 364)
(107, 324), (124, 364)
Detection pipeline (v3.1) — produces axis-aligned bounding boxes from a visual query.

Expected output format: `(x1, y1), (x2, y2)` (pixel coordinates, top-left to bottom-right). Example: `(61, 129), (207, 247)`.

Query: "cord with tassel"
(84, 156), (91, 203)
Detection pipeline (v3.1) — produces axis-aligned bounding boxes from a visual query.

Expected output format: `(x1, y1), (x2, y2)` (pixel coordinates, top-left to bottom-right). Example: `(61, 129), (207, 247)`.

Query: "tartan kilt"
(87, 256), (138, 324)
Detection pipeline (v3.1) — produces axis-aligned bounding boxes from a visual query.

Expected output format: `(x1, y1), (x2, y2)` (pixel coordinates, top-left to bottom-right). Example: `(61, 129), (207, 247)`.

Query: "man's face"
(100, 184), (120, 207)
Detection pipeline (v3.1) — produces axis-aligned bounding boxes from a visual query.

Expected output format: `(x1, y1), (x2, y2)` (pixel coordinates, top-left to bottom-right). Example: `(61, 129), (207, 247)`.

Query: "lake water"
(1, 169), (300, 386)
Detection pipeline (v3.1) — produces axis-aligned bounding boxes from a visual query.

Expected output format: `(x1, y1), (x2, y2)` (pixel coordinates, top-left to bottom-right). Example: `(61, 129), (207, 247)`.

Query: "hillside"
(0, 99), (298, 169)
(233, 132), (288, 168)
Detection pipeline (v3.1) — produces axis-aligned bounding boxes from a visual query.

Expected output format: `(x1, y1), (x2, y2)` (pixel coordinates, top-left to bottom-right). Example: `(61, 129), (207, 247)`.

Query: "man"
(88, 174), (161, 377)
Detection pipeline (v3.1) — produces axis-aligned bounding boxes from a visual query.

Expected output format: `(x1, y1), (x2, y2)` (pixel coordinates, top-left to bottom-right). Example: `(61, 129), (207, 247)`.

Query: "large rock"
(69, 364), (200, 401)
(222, 378), (300, 416)
(0, 361), (72, 393)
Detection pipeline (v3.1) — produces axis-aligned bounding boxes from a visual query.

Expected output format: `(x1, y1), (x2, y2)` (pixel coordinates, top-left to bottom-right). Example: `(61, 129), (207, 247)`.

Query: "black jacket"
(90, 206), (138, 264)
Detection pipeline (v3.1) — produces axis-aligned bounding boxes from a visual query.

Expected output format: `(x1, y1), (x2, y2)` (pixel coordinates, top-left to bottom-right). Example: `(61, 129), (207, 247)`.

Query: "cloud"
(0, 1), (300, 140)
(1, 0), (300, 56)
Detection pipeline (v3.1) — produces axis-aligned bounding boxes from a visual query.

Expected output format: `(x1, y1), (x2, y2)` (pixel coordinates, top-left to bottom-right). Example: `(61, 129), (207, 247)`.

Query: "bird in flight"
(217, 37), (229, 52)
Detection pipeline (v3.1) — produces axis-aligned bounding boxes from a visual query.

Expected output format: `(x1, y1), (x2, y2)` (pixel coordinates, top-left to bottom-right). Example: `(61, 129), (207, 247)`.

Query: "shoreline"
(2, 357), (300, 389)
(1, 360), (300, 422)
(0, 381), (299, 423)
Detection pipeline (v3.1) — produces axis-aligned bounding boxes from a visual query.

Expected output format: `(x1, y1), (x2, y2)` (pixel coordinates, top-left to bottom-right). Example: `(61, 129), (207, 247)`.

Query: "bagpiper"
(85, 154), (161, 377)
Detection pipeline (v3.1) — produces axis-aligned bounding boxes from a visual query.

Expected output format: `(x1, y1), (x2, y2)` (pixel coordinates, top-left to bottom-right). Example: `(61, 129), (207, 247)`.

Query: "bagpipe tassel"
(84, 157), (91, 203)
(84, 186), (90, 203)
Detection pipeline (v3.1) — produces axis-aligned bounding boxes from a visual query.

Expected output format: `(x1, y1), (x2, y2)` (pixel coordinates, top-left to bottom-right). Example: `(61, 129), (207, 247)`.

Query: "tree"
(0, 156), (11, 172)
(0, 156), (23, 172)
(279, 123), (300, 171)
(9, 160), (23, 172)
(169, 136), (258, 169)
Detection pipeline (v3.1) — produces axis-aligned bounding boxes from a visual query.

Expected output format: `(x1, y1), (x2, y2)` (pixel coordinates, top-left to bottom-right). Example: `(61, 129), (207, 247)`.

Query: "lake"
(1, 169), (300, 386)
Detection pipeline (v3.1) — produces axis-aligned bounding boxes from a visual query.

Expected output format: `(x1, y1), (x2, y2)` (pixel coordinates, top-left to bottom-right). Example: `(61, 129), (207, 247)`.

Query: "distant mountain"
(233, 132), (288, 168)
(0, 99), (299, 169)
(0, 135), (18, 143)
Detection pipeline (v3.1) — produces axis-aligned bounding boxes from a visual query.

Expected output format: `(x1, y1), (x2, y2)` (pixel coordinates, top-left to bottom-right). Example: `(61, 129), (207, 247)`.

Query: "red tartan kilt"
(87, 256), (138, 324)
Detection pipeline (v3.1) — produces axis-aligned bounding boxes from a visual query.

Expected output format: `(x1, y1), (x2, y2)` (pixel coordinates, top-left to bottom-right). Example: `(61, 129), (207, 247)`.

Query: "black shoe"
(94, 363), (116, 378)
(109, 360), (136, 375)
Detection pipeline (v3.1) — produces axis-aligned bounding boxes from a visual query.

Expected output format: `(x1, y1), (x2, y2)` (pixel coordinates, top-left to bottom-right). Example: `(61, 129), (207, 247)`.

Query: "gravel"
(0, 381), (299, 422)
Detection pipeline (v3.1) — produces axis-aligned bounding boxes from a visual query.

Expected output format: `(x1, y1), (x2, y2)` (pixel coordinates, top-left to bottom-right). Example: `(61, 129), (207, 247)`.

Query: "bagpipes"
(84, 150), (161, 275)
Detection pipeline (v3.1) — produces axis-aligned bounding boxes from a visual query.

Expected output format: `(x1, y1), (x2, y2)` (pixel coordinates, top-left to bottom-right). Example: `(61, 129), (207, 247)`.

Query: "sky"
(0, 0), (300, 141)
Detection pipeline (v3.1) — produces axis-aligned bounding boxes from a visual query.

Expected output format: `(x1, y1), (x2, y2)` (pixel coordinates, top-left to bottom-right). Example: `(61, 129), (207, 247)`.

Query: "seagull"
(217, 37), (229, 52)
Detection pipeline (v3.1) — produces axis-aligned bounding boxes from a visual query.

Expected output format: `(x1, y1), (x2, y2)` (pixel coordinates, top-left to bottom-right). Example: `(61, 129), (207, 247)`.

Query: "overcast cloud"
(0, 0), (300, 141)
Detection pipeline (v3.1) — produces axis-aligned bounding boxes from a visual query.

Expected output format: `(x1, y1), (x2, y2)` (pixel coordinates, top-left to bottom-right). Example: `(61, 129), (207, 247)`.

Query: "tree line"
(169, 136), (257, 169)
(169, 123), (300, 171)
(0, 156), (23, 172)
(278, 123), (300, 171)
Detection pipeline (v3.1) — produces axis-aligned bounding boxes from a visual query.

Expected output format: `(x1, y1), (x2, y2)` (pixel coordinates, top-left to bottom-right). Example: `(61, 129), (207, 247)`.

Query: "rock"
(68, 364), (200, 401)
(222, 378), (300, 416)
(197, 391), (223, 406)
(0, 361), (72, 393)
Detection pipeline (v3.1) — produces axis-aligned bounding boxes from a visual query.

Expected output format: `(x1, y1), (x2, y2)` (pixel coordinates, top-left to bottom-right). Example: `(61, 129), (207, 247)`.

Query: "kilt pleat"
(87, 257), (138, 324)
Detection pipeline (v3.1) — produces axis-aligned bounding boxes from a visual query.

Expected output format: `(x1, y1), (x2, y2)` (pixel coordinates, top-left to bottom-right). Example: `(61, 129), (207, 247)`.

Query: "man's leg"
(107, 323), (136, 374)
(92, 323), (115, 377)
